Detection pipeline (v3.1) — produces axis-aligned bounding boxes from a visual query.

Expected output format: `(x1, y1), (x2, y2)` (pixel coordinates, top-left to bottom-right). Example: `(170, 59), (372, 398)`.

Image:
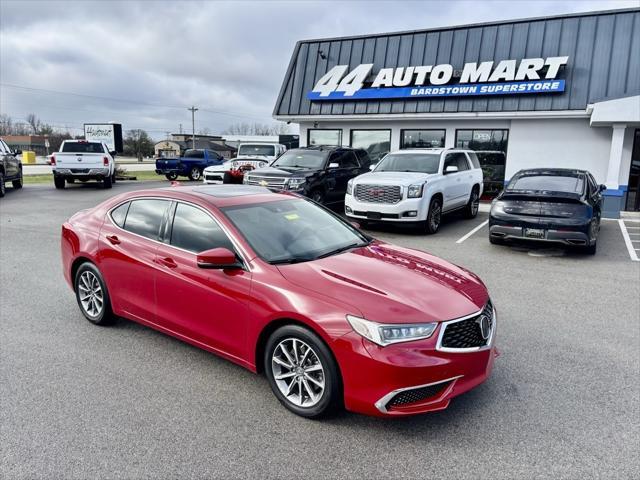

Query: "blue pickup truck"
(155, 149), (225, 181)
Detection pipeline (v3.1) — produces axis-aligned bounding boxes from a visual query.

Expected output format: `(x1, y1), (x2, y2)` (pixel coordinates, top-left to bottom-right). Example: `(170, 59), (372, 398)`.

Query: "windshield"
(271, 150), (327, 169)
(222, 198), (369, 264)
(238, 145), (276, 157)
(507, 174), (584, 194)
(375, 153), (440, 173)
(62, 142), (104, 154)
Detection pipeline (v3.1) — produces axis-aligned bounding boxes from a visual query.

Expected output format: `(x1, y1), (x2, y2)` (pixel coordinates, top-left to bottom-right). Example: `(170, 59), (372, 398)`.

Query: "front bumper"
(344, 194), (427, 222)
(54, 168), (110, 178)
(489, 214), (592, 246)
(332, 310), (497, 417)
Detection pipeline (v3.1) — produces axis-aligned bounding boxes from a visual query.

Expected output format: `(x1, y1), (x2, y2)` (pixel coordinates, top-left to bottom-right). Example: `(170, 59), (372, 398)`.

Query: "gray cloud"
(1, 0), (637, 138)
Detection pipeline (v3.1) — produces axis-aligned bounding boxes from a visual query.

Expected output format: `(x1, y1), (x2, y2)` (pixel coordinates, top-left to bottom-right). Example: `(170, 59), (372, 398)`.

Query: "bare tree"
(26, 113), (42, 134)
(222, 122), (293, 135)
(0, 114), (13, 135)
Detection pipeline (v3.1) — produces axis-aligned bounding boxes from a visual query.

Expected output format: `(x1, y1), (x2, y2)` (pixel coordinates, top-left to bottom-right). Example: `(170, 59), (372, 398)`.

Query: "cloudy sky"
(1, 0), (637, 139)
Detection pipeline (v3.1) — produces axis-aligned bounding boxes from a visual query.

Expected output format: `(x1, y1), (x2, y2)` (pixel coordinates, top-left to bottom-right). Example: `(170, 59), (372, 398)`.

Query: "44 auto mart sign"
(308, 56), (568, 100)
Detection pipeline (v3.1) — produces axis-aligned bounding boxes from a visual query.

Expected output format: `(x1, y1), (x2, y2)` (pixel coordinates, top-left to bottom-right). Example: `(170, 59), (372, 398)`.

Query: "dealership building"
(273, 8), (640, 217)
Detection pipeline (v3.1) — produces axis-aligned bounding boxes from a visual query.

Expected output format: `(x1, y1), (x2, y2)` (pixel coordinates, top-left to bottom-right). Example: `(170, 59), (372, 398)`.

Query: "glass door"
(625, 129), (640, 212)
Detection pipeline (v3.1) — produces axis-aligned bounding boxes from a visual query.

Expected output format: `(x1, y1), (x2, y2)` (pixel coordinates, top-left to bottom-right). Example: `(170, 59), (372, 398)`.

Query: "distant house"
(3, 135), (47, 155)
(154, 134), (237, 159)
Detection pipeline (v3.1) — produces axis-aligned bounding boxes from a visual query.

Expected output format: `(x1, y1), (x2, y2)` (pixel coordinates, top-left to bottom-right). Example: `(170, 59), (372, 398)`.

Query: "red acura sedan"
(61, 185), (497, 418)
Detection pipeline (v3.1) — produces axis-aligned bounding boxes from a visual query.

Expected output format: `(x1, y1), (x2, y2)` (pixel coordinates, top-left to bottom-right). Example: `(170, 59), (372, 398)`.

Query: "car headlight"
(287, 177), (306, 190)
(346, 315), (437, 346)
(407, 183), (424, 198)
(346, 179), (353, 195)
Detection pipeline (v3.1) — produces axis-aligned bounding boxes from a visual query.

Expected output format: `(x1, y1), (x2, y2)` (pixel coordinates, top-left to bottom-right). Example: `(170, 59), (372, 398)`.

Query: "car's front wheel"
(12, 169), (23, 189)
(74, 262), (114, 325)
(265, 325), (341, 418)
(424, 196), (442, 234)
(165, 173), (178, 181)
(463, 187), (480, 219)
(54, 176), (65, 189)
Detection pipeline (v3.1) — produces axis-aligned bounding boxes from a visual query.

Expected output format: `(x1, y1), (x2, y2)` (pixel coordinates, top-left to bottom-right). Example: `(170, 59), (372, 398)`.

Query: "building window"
(350, 129), (391, 164)
(401, 129), (446, 149)
(456, 129), (509, 199)
(308, 129), (342, 147)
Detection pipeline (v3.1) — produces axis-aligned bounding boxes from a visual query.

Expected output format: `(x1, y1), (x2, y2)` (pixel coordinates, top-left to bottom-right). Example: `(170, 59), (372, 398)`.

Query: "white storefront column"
(605, 124), (627, 189)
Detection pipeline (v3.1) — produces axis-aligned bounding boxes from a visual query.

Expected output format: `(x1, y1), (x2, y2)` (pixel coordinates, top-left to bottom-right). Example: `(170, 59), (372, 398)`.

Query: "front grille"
(244, 175), (287, 190)
(386, 381), (452, 409)
(205, 174), (223, 181)
(440, 300), (494, 349)
(354, 184), (402, 204)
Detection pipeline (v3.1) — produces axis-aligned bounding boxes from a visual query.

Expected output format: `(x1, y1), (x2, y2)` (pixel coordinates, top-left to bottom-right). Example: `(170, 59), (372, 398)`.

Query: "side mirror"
(599, 184), (607, 193)
(197, 247), (241, 269)
(369, 164), (375, 171)
(14, 149), (22, 155)
(328, 162), (339, 169)
(444, 165), (459, 174)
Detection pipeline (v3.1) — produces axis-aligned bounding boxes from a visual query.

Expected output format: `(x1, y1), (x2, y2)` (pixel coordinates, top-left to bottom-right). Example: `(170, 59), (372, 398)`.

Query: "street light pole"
(188, 106), (198, 149)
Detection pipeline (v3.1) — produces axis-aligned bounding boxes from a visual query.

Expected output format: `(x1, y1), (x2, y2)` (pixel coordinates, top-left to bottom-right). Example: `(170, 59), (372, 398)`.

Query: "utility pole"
(188, 106), (198, 149)
(179, 123), (183, 134)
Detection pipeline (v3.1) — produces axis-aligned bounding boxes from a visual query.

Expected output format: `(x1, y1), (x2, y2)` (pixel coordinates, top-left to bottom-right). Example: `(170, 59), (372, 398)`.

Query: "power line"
(1, 83), (271, 121)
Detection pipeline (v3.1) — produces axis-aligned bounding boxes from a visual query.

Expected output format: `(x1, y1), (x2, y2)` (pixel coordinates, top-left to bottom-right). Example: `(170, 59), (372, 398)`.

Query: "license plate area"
(366, 212), (382, 220)
(524, 228), (545, 239)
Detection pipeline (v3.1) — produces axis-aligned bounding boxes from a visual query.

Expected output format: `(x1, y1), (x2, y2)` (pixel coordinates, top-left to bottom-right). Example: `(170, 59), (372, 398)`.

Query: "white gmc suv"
(345, 148), (483, 234)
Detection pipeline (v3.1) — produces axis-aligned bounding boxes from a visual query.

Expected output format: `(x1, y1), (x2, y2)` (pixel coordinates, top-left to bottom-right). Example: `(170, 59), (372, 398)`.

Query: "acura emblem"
(477, 315), (491, 340)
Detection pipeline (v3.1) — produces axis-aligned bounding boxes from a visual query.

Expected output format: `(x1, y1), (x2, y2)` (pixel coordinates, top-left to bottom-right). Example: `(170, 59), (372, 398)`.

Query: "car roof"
(390, 148), (469, 155)
(294, 145), (359, 151)
(124, 184), (296, 208)
(515, 168), (589, 177)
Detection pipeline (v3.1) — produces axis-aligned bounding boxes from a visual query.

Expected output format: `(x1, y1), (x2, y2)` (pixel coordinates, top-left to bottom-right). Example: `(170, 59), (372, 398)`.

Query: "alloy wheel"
(271, 338), (325, 408)
(78, 271), (104, 318)
(191, 168), (201, 180)
(430, 202), (441, 231)
(471, 191), (479, 215)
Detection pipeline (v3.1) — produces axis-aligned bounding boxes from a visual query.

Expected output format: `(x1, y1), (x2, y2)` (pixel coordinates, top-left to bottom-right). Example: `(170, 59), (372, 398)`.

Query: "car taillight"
(50, 155), (56, 165)
(103, 156), (109, 166)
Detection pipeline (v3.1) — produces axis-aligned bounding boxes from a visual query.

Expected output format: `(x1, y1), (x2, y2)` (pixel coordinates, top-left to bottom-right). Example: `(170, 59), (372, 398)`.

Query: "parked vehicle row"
(61, 184), (497, 419)
(155, 148), (225, 181)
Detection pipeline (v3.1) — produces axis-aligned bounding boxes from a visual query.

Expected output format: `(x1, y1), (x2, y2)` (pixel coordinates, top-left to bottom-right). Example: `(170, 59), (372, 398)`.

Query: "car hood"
(276, 242), (488, 324)
(249, 166), (316, 178)
(355, 171), (437, 186)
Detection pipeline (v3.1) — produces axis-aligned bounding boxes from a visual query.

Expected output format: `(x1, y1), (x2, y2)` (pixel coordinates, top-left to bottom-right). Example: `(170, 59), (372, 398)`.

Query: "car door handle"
(106, 235), (121, 245)
(157, 257), (178, 268)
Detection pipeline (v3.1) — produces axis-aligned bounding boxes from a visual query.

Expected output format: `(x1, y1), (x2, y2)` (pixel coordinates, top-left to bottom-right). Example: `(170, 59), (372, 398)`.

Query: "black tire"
(103, 174), (113, 189)
(111, 173), (116, 184)
(74, 262), (115, 326)
(581, 241), (597, 255)
(12, 169), (23, 189)
(54, 176), (65, 189)
(463, 186), (480, 219)
(310, 189), (325, 204)
(489, 235), (506, 245)
(165, 173), (178, 181)
(0, 172), (5, 197)
(188, 167), (202, 181)
(424, 196), (442, 234)
(223, 172), (233, 184)
(264, 325), (341, 419)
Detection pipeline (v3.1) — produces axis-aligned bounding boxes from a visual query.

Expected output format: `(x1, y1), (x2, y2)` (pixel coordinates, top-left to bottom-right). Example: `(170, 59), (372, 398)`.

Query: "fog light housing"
(345, 206), (353, 214)
(404, 211), (418, 217)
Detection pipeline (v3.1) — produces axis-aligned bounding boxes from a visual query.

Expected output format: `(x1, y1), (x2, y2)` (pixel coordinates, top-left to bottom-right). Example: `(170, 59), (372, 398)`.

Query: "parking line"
(618, 219), (640, 262)
(456, 220), (489, 244)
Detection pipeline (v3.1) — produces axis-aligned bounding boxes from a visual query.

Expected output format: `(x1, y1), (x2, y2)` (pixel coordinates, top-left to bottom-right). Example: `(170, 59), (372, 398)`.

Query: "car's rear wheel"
(463, 187), (480, 219)
(0, 172), (5, 197)
(103, 174), (113, 189)
(581, 240), (597, 255)
(265, 325), (341, 419)
(424, 196), (442, 234)
(188, 167), (202, 181)
(54, 176), (65, 189)
(165, 173), (178, 181)
(12, 169), (23, 189)
(74, 262), (114, 326)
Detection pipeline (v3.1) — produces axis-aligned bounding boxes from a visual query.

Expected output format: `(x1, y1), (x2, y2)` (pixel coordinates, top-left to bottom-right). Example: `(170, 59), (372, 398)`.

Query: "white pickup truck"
(345, 148), (483, 234)
(51, 140), (117, 189)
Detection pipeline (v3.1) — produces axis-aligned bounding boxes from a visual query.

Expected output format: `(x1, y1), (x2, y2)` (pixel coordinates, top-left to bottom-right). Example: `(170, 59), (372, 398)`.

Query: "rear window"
(508, 174), (584, 194)
(184, 150), (204, 159)
(61, 142), (104, 154)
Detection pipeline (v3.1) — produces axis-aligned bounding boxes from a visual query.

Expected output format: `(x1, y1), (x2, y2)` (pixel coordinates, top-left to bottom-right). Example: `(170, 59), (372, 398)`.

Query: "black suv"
(243, 146), (371, 204)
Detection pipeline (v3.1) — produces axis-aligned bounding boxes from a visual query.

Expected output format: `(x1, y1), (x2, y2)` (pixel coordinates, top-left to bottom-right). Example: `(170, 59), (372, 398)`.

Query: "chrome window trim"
(374, 375), (463, 414)
(435, 303), (497, 353)
(107, 196), (251, 270)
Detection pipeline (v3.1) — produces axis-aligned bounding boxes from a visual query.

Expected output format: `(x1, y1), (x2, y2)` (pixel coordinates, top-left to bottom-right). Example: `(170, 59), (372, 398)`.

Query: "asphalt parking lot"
(1, 181), (639, 479)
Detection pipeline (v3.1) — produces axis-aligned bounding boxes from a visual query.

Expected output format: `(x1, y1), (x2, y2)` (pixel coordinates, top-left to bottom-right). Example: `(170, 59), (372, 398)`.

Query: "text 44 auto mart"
(273, 8), (640, 217)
